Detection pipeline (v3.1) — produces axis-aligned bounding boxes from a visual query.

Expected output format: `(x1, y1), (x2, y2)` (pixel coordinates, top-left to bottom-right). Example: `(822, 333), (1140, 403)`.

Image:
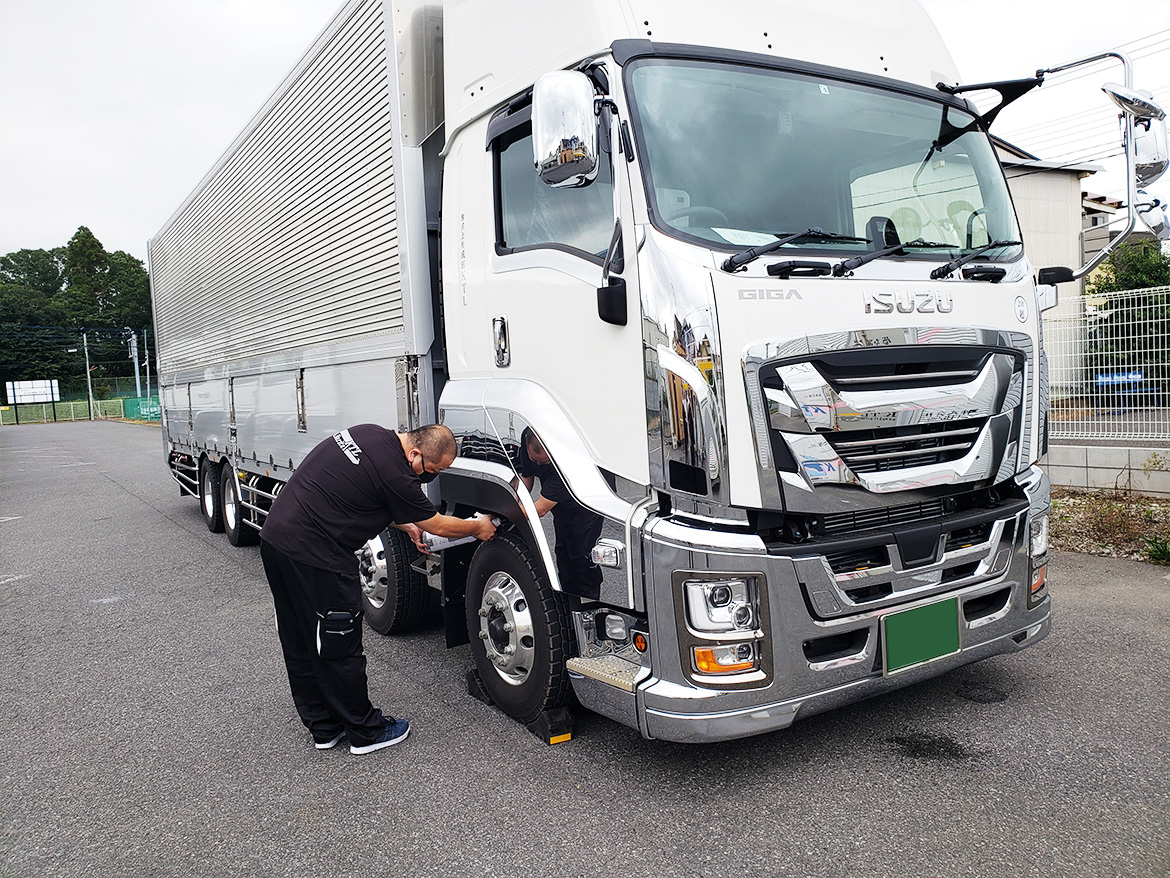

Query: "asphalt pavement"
(1, 420), (1167, 877)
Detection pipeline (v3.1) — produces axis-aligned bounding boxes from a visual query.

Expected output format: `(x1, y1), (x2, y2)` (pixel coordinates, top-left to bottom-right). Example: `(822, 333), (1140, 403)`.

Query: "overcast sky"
(1, 0), (1167, 262)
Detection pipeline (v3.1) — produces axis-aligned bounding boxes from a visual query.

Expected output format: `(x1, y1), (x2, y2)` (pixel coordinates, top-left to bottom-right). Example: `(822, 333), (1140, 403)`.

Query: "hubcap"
(223, 478), (238, 530)
(358, 535), (388, 609)
(201, 468), (214, 517)
(477, 572), (535, 686)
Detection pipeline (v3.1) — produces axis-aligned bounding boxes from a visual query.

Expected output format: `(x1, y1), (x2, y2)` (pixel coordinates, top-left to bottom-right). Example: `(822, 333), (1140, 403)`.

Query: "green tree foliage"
(1, 227), (154, 399)
(1086, 239), (1170, 295)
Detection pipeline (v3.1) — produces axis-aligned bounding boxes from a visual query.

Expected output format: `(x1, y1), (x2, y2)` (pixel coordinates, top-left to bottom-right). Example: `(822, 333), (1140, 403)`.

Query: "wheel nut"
(504, 645), (515, 655)
(478, 607), (489, 617)
(502, 622), (513, 632)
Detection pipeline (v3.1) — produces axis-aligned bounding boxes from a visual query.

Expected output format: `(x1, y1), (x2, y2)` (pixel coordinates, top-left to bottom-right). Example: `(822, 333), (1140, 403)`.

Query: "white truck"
(149, 0), (1168, 742)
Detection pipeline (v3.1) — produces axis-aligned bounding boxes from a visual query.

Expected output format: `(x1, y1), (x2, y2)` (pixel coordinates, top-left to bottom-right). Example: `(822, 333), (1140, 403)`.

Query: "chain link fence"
(1045, 285), (1170, 442)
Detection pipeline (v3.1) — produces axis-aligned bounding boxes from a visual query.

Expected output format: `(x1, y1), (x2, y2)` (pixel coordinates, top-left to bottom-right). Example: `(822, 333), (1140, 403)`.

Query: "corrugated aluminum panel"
(150, 0), (404, 375)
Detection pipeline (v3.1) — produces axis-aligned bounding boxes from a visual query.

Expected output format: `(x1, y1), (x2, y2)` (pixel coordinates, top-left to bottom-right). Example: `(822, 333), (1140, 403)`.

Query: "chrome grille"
(822, 418), (984, 474)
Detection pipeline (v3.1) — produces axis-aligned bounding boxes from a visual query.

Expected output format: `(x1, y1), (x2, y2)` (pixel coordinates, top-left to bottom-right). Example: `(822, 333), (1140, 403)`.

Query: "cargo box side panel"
(149, 0), (409, 377)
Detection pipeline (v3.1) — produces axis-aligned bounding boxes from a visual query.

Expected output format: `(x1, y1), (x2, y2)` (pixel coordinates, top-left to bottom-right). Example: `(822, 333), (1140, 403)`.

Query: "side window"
(495, 122), (614, 260)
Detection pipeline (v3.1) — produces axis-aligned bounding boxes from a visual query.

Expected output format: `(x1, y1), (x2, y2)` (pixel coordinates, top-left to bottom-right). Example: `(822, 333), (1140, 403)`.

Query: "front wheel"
(465, 534), (571, 724)
(199, 459), (224, 533)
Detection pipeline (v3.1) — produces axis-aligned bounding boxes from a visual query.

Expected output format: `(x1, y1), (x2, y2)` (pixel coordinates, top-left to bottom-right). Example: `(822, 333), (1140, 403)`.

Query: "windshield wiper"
(929, 240), (1021, 280)
(832, 239), (968, 276)
(721, 228), (868, 272)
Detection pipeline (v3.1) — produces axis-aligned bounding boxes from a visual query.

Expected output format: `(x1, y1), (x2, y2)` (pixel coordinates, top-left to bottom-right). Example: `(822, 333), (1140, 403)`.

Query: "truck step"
(567, 655), (640, 693)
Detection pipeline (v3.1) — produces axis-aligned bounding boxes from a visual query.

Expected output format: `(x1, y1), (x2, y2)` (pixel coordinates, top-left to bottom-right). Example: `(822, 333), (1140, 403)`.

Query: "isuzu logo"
(864, 290), (954, 314)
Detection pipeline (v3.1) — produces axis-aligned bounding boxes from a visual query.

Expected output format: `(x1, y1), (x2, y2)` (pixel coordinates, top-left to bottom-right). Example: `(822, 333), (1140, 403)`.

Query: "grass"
(1050, 487), (1170, 564)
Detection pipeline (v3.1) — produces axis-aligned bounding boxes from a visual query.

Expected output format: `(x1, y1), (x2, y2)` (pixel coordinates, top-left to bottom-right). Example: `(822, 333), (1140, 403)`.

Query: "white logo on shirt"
(333, 430), (363, 465)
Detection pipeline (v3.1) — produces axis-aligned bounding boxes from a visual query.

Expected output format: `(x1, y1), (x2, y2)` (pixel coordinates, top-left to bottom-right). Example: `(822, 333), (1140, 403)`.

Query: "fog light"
(602, 613), (628, 641)
(693, 643), (756, 674)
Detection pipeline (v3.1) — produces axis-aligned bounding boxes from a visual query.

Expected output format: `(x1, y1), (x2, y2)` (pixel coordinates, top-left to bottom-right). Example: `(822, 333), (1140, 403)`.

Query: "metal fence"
(1045, 285), (1170, 441)
(0, 396), (161, 426)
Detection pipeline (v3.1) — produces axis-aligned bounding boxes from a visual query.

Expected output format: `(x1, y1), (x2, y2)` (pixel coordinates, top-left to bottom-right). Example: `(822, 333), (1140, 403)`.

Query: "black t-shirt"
(260, 424), (436, 573)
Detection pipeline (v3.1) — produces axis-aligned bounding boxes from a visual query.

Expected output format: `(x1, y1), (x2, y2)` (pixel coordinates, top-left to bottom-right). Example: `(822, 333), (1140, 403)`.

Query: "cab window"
(494, 120), (614, 261)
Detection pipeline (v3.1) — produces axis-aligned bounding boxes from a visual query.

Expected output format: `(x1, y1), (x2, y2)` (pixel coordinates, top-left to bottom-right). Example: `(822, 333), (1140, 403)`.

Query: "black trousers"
(260, 540), (384, 746)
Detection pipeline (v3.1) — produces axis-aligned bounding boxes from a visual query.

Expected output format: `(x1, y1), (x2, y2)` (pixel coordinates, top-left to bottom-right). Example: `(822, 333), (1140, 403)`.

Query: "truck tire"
(199, 458), (224, 533)
(359, 528), (432, 634)
(465, 534), (571, 725)
(221, 464), (258, 547)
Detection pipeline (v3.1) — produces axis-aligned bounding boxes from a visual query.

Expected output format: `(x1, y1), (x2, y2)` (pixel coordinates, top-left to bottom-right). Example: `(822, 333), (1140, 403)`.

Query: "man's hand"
(394, 522), (431, 554)
(472, 513), (497, 541)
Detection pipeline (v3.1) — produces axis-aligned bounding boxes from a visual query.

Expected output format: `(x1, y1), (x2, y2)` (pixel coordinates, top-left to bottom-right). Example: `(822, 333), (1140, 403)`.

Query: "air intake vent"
(820, 499), (945, 535)
(823, 418), (983, 474)
(823, 545), (889, 574)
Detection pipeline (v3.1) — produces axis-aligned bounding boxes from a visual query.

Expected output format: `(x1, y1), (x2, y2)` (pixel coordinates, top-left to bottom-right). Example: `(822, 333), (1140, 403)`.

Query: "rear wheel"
(465, 534), (571, 724)
(359, 528), (433, 634)
(199, 459), (224, 533)
(221, 464), (258, 547)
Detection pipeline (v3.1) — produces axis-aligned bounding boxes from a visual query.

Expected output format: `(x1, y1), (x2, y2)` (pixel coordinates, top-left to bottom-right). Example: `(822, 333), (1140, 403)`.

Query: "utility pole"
(128, 331), (142, 397)
(143, 329), (152, 399)
(83, 333), (96, 420)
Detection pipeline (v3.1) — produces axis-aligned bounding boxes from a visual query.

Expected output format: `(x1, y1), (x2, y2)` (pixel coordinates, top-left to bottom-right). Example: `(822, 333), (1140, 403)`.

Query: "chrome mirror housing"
(1102, 82), (1166, 121)
(1137, 191), (1170, 241)
(532, 70), (599, 189)
(1135, 114), (1169, 187)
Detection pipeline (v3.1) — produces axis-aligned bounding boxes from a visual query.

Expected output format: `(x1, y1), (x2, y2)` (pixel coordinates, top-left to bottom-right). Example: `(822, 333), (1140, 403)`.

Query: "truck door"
(482, 109), (647, 482)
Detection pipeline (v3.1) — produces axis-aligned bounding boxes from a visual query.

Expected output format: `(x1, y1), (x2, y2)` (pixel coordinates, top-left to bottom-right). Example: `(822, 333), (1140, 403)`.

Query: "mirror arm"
(1031, 52), (1140, 280)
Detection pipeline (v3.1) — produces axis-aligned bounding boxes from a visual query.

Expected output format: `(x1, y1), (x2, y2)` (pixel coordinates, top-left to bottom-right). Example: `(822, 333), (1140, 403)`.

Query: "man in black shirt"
(260, 423), (495, 755)
(518, 428), (603, 600)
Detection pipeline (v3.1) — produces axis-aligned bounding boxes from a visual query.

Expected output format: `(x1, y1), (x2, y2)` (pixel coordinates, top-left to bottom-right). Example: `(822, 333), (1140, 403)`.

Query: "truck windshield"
(625, 59), (1022, 263)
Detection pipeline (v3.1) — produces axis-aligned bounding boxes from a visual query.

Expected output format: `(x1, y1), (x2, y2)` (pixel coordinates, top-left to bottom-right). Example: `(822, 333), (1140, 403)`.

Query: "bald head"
(406, 424), (457, 463)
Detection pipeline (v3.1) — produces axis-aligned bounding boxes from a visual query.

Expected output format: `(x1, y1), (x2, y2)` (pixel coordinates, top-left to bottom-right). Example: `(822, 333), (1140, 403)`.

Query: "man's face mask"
(413, 450), (438, 483)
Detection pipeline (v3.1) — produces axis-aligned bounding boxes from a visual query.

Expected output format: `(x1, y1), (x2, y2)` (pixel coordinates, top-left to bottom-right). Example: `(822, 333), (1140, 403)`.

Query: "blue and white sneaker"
(349, 717), (410, 754)
(313, 731), (345, 750)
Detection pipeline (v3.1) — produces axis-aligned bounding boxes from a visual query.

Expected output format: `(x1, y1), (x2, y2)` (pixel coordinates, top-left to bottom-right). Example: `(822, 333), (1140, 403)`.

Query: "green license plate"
(882, 597), (960, 675)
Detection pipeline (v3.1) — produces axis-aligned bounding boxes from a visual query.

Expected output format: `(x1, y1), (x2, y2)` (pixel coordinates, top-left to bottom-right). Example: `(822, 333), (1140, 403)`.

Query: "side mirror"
(1138, 191), (1170, 241)
(531, 71), (598, 189)
(1135, 117), (1169, 186)
(1037, 266), (1075, 286)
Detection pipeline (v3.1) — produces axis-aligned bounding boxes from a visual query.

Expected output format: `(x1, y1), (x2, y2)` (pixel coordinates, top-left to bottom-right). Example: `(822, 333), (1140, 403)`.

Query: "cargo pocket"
(316, 608), (361, 660)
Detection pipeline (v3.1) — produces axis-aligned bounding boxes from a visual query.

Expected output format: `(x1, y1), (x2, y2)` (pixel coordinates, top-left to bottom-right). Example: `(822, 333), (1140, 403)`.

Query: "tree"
(1, 227), (155, 401)
(1086, 239), (1170, 295)
(0, 247), (66, 296)
(62, 226), (110, 326)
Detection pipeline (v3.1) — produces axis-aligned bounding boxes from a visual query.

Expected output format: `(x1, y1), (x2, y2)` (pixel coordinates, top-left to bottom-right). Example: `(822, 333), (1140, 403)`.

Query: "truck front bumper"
(613, 468), (1053, 743)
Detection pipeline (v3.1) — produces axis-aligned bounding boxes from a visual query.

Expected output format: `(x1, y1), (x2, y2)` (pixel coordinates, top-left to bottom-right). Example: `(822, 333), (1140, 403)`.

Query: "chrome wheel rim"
(476, 572), (535, 686)
(358, 535), (388, 609)
(223, 477), (238, 531)
(200, 467), (215, 518)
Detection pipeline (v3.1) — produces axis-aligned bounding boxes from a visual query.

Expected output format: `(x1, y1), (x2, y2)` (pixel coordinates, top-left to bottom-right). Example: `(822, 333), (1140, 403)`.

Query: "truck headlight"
(1029, 512), (1049, 608)
(684, 578), (756, 632)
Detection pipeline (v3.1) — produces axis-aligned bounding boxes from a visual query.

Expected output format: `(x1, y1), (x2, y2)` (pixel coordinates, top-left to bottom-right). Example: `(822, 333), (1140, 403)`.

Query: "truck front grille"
(822, 418), (984, 474)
